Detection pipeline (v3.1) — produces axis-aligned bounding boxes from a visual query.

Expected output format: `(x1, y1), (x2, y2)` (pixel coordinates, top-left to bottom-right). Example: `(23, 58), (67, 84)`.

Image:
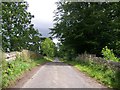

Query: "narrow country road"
(20, 58), (106, 88)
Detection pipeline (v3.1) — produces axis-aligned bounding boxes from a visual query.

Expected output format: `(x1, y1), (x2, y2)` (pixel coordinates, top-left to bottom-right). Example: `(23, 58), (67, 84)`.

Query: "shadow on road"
(45, 57), (69, 66)
(45, 62), (69, 66)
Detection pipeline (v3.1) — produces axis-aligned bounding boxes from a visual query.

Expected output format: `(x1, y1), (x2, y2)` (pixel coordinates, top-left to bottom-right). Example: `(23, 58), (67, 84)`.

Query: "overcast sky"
(25, 0), (60, 44)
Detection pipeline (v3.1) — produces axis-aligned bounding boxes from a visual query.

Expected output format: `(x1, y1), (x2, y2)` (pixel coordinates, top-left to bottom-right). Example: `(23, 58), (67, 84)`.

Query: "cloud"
(31, 20), (53, 37)
(25, 0), (58, 37)
(53, 38), (61, 44)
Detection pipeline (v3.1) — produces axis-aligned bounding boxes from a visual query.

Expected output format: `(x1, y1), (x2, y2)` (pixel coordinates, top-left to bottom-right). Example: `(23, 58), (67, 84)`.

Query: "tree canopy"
(2, 2), (42, 53)
(51, 2), (120, 56)
(41, 38), (56, 57)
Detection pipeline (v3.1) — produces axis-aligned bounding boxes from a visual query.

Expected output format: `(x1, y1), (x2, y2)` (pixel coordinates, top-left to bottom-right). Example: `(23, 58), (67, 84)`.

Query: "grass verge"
(2, 56), (51, 88)
(61, 59), (120, 89)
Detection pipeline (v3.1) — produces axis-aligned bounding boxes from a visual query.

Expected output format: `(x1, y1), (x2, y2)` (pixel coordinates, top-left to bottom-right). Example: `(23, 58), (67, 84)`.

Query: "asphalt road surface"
(22, 58), (106, 88)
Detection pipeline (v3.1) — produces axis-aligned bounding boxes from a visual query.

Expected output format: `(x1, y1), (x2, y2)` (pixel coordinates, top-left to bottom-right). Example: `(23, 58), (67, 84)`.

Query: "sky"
(25, 0), (60, 44)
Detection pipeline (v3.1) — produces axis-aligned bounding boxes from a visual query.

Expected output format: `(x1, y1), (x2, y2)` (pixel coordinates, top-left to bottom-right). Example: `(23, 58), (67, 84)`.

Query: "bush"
(102, 46), (119, 62)
(2, 59), (34, 88)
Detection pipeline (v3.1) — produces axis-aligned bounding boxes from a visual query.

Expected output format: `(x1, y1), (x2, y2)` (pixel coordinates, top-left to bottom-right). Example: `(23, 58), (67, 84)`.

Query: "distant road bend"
(17, 58), (106, 88)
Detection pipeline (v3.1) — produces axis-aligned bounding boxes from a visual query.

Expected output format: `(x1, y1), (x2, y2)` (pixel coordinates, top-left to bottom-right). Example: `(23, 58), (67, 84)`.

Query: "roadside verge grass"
(61, 59), (120, 89)
(2, 56), (51, 88)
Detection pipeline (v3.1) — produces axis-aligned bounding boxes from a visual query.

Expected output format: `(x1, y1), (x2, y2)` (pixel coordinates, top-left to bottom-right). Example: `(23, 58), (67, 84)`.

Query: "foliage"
(114, 41), (120, 55)
(102, 46), (119, 62)
(63, 59), (120, 88)
(2, 56), (51, 88)
(51, 2), (120, 56)
(41, 38), (56, 57)
(2, 2), (41, 53)
(58, 44), (76, 60)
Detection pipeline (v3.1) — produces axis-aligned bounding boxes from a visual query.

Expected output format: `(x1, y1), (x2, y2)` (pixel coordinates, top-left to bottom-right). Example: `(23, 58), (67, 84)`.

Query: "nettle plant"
(102, 46), (119, 62)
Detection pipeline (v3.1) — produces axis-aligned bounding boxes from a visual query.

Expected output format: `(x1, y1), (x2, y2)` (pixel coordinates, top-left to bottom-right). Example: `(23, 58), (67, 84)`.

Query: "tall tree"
(2, 2), (42, 53)
(51, 2), (120, 56)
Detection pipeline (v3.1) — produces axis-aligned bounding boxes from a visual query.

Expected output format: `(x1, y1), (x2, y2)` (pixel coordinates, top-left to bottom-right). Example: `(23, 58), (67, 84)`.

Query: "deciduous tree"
(2, 2), (42, 53)
(41, 38), (56, 57)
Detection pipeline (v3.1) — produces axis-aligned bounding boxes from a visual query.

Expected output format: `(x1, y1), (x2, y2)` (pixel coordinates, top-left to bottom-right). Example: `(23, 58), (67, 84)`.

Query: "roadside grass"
(61, 59), (120, 89)
(2, 56), (51, 88)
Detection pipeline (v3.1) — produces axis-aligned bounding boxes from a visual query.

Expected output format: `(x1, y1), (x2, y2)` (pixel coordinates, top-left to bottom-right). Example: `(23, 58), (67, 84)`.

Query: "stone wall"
(4, 50), (42, 62)
(77, 54), (120, 71)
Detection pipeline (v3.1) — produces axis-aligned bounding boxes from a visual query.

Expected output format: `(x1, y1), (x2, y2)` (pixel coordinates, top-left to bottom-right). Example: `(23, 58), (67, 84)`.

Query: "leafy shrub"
(2, 59), (33, 88)
(102, 46), (119, 62)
